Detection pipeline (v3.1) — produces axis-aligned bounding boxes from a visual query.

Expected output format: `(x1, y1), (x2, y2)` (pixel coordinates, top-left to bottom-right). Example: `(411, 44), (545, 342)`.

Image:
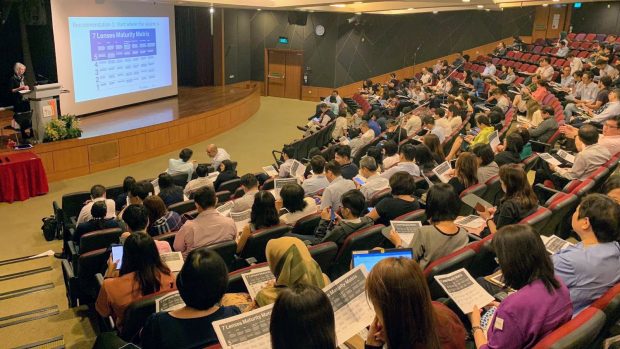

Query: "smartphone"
(111, 244), (124, 270)
(330, 207), (336, 222)
(353, 177), (365, 186)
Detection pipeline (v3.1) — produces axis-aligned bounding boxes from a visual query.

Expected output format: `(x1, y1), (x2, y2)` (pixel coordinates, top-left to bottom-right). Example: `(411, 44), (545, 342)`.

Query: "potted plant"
(43, 115), (82, 142)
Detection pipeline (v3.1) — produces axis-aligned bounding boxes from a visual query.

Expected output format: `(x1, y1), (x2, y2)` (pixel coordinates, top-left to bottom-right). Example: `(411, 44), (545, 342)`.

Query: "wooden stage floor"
(79, 85), (255, 138)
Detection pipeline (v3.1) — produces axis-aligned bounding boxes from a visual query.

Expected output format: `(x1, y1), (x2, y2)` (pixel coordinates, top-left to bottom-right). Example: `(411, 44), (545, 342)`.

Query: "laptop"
(352, 248), (414, 271)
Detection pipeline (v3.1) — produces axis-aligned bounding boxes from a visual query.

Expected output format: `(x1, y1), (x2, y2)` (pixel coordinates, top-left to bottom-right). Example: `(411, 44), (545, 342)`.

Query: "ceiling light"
(209, 7), (214, 13)
(542, 3), (548, 6)
(477, 5), (484, 8)
(407, 7), (414, 10)
(330, 4), (346, 7)
(257, 8), (261, 11)
(355, 12), (362, 15)
(485, 8), (490, 11)
(354, 1), (363, 4)
(552, 0), (559, 2)
(608, 3), (611, 8)
(433, 10), (438, 14)
(462, 0), (470, 2)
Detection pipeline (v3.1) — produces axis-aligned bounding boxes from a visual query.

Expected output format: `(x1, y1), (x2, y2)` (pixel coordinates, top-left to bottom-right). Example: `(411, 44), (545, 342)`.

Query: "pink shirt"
(599, 135), (620, 156)
(173, 209), (236, 258)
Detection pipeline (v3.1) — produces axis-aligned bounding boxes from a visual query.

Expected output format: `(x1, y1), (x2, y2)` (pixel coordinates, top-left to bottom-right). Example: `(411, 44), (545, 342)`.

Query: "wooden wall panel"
(37, 152), (55, 175)
(88, 141), (119, 164)
(145, 129), (170, 150)
(119, 134), (146, 158)
(169, 123), (190, 144)
(53, 146), (88, 172)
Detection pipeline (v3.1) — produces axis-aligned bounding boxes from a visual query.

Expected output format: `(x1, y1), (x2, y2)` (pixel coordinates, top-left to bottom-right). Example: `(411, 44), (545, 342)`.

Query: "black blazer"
(214, 171), (239, 191)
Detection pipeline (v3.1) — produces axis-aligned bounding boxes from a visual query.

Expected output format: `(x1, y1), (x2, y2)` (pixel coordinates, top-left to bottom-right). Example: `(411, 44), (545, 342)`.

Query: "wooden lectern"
(25, 83), (61, 142)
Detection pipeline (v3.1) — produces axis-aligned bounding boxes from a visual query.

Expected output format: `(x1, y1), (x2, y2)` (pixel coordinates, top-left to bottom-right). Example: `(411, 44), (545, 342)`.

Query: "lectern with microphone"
(24, 83), (61, 142)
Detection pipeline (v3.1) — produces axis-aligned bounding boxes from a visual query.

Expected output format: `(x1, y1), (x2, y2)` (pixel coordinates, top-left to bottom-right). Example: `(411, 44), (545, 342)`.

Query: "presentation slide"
(68, 17), (171, 103)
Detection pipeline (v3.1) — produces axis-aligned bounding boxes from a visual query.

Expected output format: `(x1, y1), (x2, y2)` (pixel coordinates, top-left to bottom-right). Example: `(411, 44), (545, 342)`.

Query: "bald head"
(207, 144), (218, 157)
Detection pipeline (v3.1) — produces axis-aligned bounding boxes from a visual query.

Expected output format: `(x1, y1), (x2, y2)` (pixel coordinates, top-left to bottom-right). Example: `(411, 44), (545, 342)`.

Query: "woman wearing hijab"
(255, 237), (329, 307)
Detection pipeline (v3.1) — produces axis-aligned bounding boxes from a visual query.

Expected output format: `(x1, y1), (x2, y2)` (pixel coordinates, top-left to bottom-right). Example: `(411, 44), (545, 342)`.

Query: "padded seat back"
(78, 248), (111, 300)
(368, 188), (392, 207)
(532, 307), (606, 349)
(218, 179), (241, 194)
(458, 183), (487, 216)
(308, 242), (339, 273)
(482, 175), (503, 206)
(168, 200), (196, 215)
(105, 185), (124, 202)
(79, 228), (123, 254)
(170, 173), (189, 188)
(592, 283), (620, 330)
(291, 213), (322, 236)
(519, 207), (552, 235)
(205, 240), (238, 270)
(239, 225), (292, 262)
(544, 193), (579, 238)
(226, 262), (269, 294)
(153, 231), (177, 246)
(332, 225), (385, 278)
(62, 191), (92, 227)
(424, 248), (477, 299)
(393, 209), (426, 223)
(120, 290), (176, 341)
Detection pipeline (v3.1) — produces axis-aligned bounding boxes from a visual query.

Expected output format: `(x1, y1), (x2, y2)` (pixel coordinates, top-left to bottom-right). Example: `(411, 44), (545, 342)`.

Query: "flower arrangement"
(43, 115), (82, 142)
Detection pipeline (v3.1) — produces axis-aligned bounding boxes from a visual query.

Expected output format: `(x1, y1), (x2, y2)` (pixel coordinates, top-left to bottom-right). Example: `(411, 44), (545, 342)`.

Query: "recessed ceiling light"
(257, 8), (261, 11)
(462, 0), (470, 2)
(330, 4), (346, 7)
(209, 7), (214, 13)
(542, 3), (548, 6)
(433, 10), (438, 14)
(407, 7), (414, 10)
(552, 0), (559, 2)
(477, 5), (484, 8)
(354, 1), (363, 4)
(355, 12), (362, 15)
(485, 8), (490, 11)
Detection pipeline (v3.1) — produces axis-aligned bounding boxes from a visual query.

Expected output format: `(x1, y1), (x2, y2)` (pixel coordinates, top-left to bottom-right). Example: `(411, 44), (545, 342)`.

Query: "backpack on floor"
(41, 216), (58, 241)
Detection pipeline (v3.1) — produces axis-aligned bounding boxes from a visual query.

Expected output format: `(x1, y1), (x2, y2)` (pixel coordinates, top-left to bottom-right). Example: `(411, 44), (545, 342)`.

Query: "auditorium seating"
(458, 183), (487, 216)
(424, 246), (477, 299)
(69, 227), (123, 255)
(167, 200), (196, 215)
(238, 225), (292, 263)
(532, 307), (606, 349)
(62, 247), (110, 306)
(291, 213), (321, 236)
(330, 224), (385, 278)
(308, 242), (339, 274)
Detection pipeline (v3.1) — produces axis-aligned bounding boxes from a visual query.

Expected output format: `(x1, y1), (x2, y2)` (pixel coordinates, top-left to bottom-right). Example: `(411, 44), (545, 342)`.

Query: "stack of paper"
(160, 252), (184, 273)
(540, 235), (573, 254)
(262, 166), (278, 177)
(230, 209), (252, 233)
(216, 201), (235, 217)
(155, 291), (186, 312)
(432, 161), (452, 184)
(386, 221), (422, 246)
(241, 266), (276, 300)
(454, 215), (486, 229)
(434, 268), (495, 314)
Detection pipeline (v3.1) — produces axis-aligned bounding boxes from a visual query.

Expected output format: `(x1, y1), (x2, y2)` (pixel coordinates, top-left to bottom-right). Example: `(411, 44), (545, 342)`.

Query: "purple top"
(482, 279), (572, 349)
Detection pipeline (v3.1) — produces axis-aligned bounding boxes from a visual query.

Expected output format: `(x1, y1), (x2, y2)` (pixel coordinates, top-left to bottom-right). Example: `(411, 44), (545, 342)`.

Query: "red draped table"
(0, 152), (49, 203)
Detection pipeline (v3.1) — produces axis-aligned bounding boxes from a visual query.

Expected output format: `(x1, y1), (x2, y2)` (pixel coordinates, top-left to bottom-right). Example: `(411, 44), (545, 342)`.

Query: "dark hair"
(493, 224), (560, 292)
(130, 181), (151, 200)
(280, 183), (308, 213)
(220, 159), (236, 173)
(335, 144), (352, 159)
(577, 194), (620, 242)
(541, 105), (554, 116)
(143, 196), (168, 232)
(383, 140), (398, 157)
(91, 184), (106, 199)
(600, 76), (613, 88)
(603, 174), (620, 195)
(414, 145), (436, 171)
(472, 143), (495, 166)
(283, 145), (295, 158)
(120, 233), (171, 295)
(366, 146), (383, 166)
(475, 114), (490, 127)
(500, 164), (538, 212)
(455, 152), (479, 189)
(177, 248), (228, 310)
(325, 160), (342, 176)
(194, 186), (217, 209)
(250, 191), (280, 230)
(179, 148), (193, 162)
(366, 258), (442, 349)
(399, 144), (416, 161)
(390, 171), (416, 196)
(158, 173), (174, 189)
(504, 133), (524, 154)
(578, 124), (599, 145)
(341, 189), (366, 217)
(583, 71), (594, 80)
(90, 201), (109, 230)
(240, 173), (258, 189)
(122, 204), (149, 232)
(422, 115), (435, 126)
(308, 147), (322, 159)
(122, 176), (136, 193)
(271, 284), (336, 349)
(195, 164), (209, 178)
(426, 183), (459, 222)
(435, 109), (445, 118)
(310, 155), (326, 174)
(516, 127), (530, 144)
(423, 134), (445, 161)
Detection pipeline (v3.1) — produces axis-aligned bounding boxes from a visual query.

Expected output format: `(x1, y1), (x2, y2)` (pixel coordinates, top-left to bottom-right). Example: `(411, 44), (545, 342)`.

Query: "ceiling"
(166, 0), (614, 14)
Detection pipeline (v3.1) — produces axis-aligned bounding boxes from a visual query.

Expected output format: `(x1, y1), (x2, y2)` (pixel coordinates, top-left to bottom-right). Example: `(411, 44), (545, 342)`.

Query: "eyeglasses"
(604, 123), (619, 129)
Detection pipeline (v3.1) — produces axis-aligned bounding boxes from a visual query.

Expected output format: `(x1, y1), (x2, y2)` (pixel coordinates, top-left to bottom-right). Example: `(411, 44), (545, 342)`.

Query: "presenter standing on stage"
(10, 62), (33, 141)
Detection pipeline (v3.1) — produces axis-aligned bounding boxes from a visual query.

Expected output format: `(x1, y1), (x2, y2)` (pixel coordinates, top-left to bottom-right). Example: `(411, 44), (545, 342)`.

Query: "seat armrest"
(67, 241), (79, 268)
(61, 259), (78, 308)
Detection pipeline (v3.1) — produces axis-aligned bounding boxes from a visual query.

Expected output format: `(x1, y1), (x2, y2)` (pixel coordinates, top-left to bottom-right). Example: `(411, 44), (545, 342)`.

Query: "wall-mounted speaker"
(287, 12), (308, 26)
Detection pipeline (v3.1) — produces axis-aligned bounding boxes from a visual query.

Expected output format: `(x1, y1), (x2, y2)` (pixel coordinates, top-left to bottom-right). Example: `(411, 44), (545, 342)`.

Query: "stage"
(1, 83), (261, 182)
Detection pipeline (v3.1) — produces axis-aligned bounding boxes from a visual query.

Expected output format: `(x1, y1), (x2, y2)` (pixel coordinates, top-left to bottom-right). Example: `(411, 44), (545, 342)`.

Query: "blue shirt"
(473, 78), (485, 97)
(552, 241), (620, 315)
(368, 120), (381, 137)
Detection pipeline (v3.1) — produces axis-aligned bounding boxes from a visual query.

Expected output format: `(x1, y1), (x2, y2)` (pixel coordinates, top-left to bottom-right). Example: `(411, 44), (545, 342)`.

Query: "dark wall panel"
(223, 7), (534, 88)
(175, 6), (214, 86)
(570, 2), (620, 35)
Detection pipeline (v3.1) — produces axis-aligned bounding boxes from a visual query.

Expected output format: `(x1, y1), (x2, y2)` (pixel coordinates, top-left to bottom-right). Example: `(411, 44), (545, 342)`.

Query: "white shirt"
(360, 174), (390, 200)
(570, 58), (584, 75)
(320, 176), (356, 211)
(405, 115), (422, 135)
(211, 148), (231, 169)
(332, 117), (348, 140)
(590, 101), (620, 123)
(76, 197), (116, 225)
(280, 197), (318, 225)
(482, 64), (497, 77)
(167, 158), (194, 182)
(599, 135), (620, 155)
(600, 65), (619, 80)
(302, 174), (329, 195)
(537, 65), (555, 81)
(184, 177), (214, 196)
(382, 154), (400, 170)
(435, 118), (452, 137)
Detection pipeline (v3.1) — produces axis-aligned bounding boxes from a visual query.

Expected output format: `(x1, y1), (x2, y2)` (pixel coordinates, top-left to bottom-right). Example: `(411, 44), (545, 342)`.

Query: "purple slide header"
(90, 29), (156, 61)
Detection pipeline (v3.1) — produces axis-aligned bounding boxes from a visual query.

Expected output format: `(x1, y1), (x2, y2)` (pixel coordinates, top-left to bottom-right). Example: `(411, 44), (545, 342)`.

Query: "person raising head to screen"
(365, 257), (467, 349)
(270, 284), (336, 349)
(140, 248), (241, 349)
(470, 224), (572, 349)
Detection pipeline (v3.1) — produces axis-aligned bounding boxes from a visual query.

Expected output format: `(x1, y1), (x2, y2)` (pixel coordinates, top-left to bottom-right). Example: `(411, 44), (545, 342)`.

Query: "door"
(266, 49), (303, 99)
(267, 50), (286, 98)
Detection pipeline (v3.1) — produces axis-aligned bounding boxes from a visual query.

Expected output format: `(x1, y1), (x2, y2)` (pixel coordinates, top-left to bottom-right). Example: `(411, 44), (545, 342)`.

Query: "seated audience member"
(381, 140), (400, 170)
(570, 88), (620, 127)
(494, 133), (524, 167)
(77, 184), (116, 224)
(118, 181), (152, 218)
(423, 133), (446, 164)
(515, 127), (533, 160)
(404, 112), (422, 136)
(479, 164), (538, 235)
(255, 237), (329, 307)
(358, 156), (390, 200)
(603, 175), (620, 204)
(121, 204), (172, 253)
(270, 284), (336, 349)
(526, 106), (559, 144)
(368, 172), (421, 226)
(115, 176), (136, 211)
(279, 183), (318, 225)
(470, 224), (572, 349)
(167, 148), (195, 182)
(213, 160), (239, 191)
(302, 155), (329, 195)
(560, 115), (620, 156)
(332, 110), (348, 140)
(157, 173), (184, 207)
(140, 249), (240, 349)
(380, 144), (421, 179)
(447, 152), (479, 196)
(365, 146), (383, 170)
(96, 233), (176, 330)
(535, 125), (611, 188)
(320, 160), (356, 211)
(387, 183), (469, 269)
(350, 121), (376, 158)
(206, 144), (230, 170)
(421, 115), (445, 143)
(302, 189), (374, 246)
(278, 146), (296, 178)
(384, 119), (407, 143)
(143, 196), (183, 237)
(230, 174), (259, 213)
(305, 103), (335, 134)
(236, 191), (281, 254)
(184, 164), (214, 197)
(365, 258), (467, 349)
(434, 108), (452, 137)
(472, 143), (499, 184)
(446, 104), (464, 132)
(552, 194), (620, 314)
(173, 187), (236, 258)
(73, 201), (121, 244)
(334, 144), (359, 180)
(414, 144), (439, 173)
(446, 114), (495, 161)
